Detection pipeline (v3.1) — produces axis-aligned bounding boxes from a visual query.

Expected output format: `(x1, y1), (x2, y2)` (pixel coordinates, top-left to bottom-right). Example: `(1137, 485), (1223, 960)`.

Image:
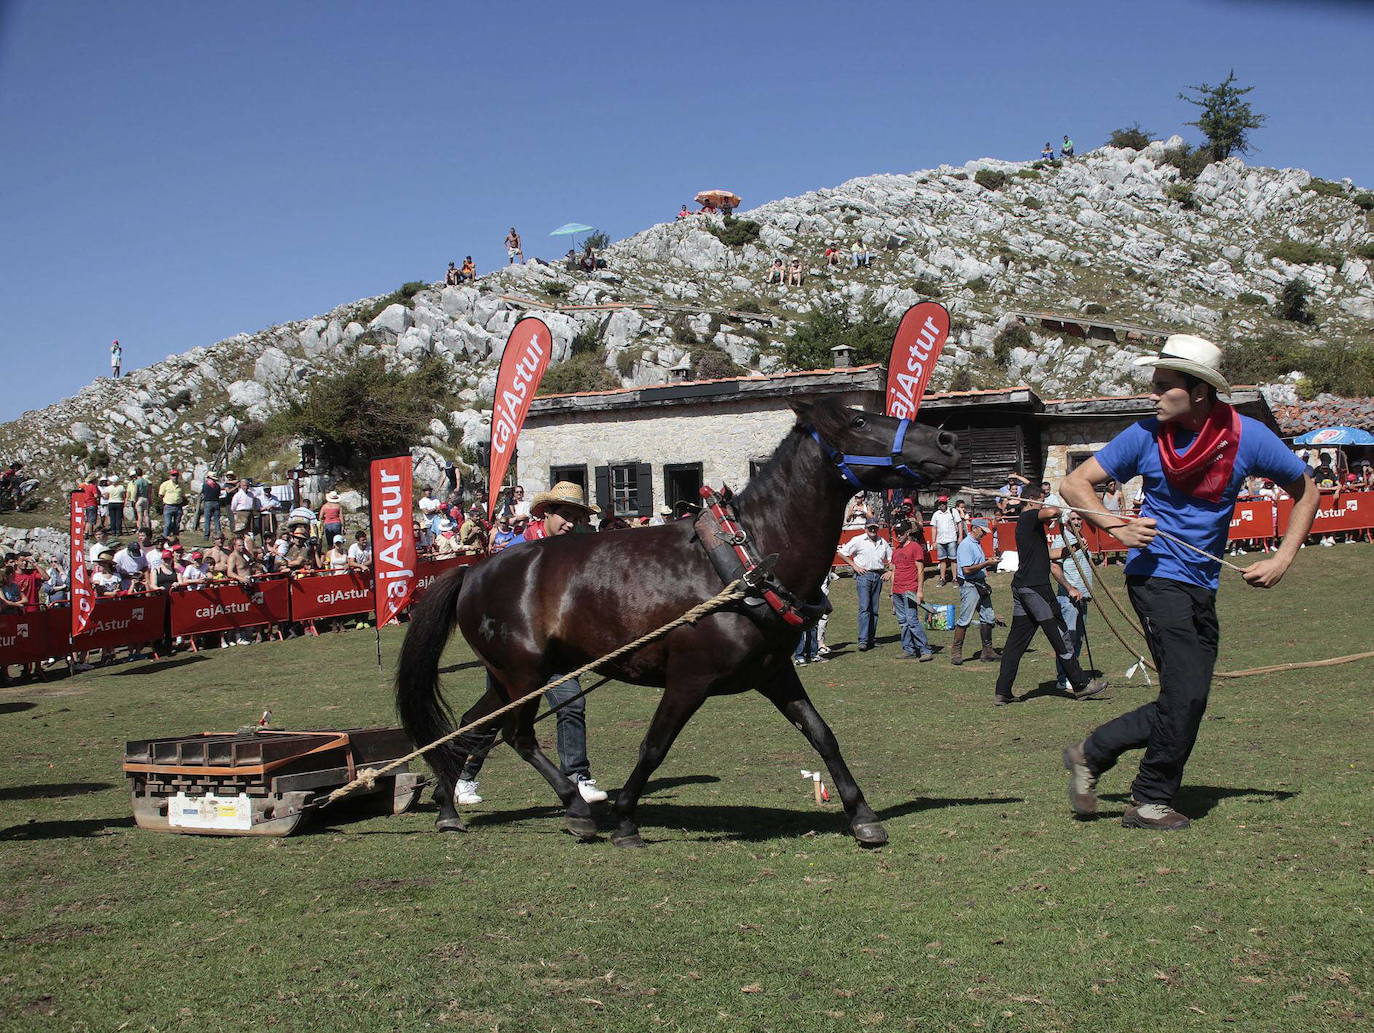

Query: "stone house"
(511, 365), (1278, 516)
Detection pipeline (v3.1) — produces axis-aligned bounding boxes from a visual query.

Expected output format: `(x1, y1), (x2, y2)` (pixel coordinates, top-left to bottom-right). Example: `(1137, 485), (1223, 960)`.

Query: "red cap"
(170, 468), (180, 476)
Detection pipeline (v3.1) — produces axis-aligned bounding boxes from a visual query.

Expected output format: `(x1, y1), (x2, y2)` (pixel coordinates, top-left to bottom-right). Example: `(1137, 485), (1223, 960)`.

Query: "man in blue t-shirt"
(1058, 335), (1317, 830)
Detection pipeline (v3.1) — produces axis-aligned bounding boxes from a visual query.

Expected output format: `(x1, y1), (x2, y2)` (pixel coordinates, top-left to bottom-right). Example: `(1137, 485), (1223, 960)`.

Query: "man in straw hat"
(453, 481), (609, 807)
(1057, 334), (1318, 830)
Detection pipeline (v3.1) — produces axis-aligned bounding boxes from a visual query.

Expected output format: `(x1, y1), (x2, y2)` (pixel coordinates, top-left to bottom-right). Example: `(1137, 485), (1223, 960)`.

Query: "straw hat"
(529, 481), (601, 518)
(1133, 334), (1231, 395)
(325, 490), (341, 503)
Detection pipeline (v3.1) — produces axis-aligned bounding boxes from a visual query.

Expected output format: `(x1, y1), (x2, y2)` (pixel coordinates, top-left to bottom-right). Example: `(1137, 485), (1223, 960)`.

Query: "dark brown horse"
(396, 398), (959, 847)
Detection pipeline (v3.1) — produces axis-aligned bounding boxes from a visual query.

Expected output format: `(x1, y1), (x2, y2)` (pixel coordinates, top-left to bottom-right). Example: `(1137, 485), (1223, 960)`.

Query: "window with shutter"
(594, 466), (611, 513)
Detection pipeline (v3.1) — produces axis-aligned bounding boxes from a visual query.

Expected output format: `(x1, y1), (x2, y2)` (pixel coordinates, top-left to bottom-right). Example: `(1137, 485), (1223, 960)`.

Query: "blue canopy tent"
(1292, 426), (1374, 446)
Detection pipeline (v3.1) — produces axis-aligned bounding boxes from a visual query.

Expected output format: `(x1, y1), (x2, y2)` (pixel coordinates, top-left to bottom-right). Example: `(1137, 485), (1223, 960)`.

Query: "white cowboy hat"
(325, 490), (342, 503)
(1133, 334), (1231, 395)
(529, 480), (601, 518)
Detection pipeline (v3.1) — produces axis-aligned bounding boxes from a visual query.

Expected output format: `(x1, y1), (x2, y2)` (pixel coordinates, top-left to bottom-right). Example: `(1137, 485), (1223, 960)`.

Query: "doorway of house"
(663, 462), (703, 515)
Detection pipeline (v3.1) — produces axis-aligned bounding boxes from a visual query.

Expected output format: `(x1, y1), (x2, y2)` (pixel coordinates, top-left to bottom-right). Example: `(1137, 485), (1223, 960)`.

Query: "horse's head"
(790, 397), (959, 489)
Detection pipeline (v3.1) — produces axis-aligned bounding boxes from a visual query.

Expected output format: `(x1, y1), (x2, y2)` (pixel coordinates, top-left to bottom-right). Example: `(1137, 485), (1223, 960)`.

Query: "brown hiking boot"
(1072, 677), (1109, 700)
(1122, 801), (1192, 830)
(950, 626), (967, 665)
(1062, 740), (1098, 817)
(978, 623), (998, 662)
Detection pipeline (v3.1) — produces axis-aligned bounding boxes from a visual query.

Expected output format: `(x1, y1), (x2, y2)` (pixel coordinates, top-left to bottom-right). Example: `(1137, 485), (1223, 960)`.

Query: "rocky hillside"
(5, 135), (1372, 497)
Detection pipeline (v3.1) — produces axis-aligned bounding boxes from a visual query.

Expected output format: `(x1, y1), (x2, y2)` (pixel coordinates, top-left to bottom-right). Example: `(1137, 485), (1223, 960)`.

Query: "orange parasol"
(694, 189), (741, 209)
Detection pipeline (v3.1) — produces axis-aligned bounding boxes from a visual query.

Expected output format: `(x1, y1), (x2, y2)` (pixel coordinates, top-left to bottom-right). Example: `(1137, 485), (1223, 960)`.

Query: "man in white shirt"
(111, 541), (148, 591)
(929, 496), (959, 585)
(347, 531), (372, 570)
(839, 520), (893, 651)
(231, 481), (258, 535)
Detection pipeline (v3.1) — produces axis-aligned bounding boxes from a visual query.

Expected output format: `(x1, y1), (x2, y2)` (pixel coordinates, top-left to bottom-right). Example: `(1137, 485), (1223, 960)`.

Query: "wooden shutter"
(636, 462), (653, 516)
(594, 466), (610, 513)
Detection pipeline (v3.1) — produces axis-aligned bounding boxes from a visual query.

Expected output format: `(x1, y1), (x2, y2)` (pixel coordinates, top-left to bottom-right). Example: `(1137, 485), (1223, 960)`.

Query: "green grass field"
(3, 548), (1372, 1032)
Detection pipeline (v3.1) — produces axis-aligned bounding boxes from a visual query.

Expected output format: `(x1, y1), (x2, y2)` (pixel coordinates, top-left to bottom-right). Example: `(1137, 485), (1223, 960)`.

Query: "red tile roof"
(1273, 397), (1374, 435)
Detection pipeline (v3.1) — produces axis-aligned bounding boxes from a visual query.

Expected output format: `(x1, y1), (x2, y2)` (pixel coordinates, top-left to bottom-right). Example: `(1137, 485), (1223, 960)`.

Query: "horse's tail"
(395, 564), (470, 778)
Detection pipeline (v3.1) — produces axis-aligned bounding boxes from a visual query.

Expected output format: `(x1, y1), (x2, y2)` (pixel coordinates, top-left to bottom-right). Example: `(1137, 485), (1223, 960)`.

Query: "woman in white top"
(843, 492), (874, 529)
(325, 535), (350, 571)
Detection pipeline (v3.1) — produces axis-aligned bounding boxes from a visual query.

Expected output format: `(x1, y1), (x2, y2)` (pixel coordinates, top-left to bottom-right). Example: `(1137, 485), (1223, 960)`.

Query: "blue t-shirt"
(955, 534), (988, 583)
(1096, 414), (1306, 590)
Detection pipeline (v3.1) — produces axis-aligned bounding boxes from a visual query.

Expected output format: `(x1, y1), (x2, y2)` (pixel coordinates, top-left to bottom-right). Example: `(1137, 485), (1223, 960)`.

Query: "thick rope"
(317, 579), (750, 807)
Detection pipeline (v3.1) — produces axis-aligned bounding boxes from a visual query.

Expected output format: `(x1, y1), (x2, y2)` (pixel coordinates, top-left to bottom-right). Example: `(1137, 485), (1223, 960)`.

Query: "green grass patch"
(3, 550), (1372, 1031)
(1269, 240), (1344, 267)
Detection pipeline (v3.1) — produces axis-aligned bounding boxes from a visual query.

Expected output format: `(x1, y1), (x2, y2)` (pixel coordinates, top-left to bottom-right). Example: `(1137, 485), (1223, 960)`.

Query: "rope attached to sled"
(315, 578), (751, 808)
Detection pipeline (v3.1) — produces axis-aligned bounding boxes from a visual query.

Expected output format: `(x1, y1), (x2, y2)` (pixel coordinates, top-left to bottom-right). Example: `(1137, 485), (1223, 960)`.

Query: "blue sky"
(2, 0), (1372, 423)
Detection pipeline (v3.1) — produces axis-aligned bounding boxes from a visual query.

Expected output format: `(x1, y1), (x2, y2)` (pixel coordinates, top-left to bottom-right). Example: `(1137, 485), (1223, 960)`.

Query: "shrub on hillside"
(1166, 182), (1198, 210)
(352, 281), (429, 325)
(733, 299), (765, 315)
(669, 313), (699, 345)
(1022, 197), (1043, 211)
(1270, 240), (1343, 267)
(1015, 169), (1041, 180)
(1222, 337), (1374, 398)
(267, 353), (456, 472)
(782, 298), (895, 371)
(911, 277), (943, 298)
(948, 367), (973, 392)
(1236, 291), (1267, 306)
(545, 280), (571, 298)
(708, 216), (762, 247)
(584, 230), (610, 251)
(974, 169), (1008, 191)
(1160, 143), (1212, 181)
(1083, 302), (1107, 315)
(1106, 123), (1153, 150)
(1303, 178), (1346, 199)
(538, 350), (621, 394)
(570, 324), (602, 356)
(1353, 192), (1374, 211)
(692, 347), (744, 380)
(992, 321), (1032, 366)
(1274, 278), (1316, 324)
(615, 350), (637, 377)
(1354, 243), (1374, 261)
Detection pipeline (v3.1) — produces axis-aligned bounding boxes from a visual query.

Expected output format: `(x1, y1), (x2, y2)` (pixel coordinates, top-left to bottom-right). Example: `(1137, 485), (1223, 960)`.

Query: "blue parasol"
(1292, 426), (1374, 446)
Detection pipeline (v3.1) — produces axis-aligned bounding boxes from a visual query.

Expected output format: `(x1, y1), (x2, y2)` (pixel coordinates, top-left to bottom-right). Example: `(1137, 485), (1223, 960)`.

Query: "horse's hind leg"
(760, 666), (887, 847)
(503, 702), (598, 841)
(432, 684), (504, 833)
(610, 685), (709, 848)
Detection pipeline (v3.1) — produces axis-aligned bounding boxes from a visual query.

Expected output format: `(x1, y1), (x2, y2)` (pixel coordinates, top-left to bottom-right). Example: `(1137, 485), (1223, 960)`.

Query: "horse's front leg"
(610, 684), (709, 848)
(760, 665), (887, 847)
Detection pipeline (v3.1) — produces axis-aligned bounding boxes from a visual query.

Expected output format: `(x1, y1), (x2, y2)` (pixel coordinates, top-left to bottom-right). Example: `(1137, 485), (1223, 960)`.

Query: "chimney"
(830, 343), (854, 369)
(669, 358), (692, 382)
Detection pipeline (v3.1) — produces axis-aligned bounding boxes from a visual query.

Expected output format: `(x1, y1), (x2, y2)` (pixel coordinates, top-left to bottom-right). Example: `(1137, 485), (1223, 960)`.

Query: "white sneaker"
(574, 776), (608, 803)
(454, 779), (482, 805)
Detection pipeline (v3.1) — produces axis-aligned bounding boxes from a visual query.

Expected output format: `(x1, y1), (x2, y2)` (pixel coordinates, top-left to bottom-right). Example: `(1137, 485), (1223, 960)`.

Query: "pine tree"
(1179, 71), (1266, 160)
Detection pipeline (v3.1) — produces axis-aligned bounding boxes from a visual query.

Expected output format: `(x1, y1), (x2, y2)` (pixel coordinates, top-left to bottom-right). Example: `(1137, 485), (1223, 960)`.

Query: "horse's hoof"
(612, 833), (647, 848)
(851, 821), (888, 847)
(436, 817), (468, 833)
(564, 816), (599, 840)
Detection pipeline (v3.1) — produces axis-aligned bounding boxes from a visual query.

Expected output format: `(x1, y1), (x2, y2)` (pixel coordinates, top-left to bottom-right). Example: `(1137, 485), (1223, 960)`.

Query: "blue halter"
(808, 419), (928, 489)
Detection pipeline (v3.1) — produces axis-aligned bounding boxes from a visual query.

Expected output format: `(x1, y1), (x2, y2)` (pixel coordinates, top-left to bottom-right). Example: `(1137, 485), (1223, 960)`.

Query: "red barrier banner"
(885, 302), (949, 420)
(71, 593), (170, 651)
(370, 456), (417, 628)
(1279, 490), (1373, 535)
(488, 317), (552, 515)
(1228, 501), (1277, 541)
(412, 555), (477, 602)
(290, 571), (374, 622)
(0, 609), (62, 665)
(70, 492), (93, 638)
(168, 578), (292, 637)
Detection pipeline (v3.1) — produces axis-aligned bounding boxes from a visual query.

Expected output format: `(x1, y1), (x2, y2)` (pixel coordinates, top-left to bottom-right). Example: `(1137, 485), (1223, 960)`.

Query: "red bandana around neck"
(1156, 401), (1242, 502)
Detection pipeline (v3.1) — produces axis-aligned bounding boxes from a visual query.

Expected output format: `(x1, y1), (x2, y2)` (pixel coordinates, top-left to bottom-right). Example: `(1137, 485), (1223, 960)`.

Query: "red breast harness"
(693, 486), (825, 628)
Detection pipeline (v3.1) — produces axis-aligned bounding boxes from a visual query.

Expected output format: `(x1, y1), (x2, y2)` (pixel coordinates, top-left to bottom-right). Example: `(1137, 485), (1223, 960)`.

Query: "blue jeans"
(202, 501), (222, 538)
(855, 572), (882, 646)
(1055, 594), (1087, 687)
(891, 592), (931, 656)
(162, 504), (183, 537)
(462, 674), (590, 781)
(793, 625), (819, 661)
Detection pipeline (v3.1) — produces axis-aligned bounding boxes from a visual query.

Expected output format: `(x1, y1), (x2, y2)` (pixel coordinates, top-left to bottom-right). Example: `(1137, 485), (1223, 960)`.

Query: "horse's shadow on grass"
(0, 815), (134, 841)
(461, 793), (1024, 842)
(0, 701), (36, 713)
(437, 660), (485, 675)
(1098, 785), (1297, 820)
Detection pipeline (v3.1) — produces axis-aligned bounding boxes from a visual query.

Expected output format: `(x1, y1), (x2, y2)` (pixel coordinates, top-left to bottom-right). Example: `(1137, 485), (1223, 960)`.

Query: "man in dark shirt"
(992, 486), (1107, 705)
(200, 473), (223, 539)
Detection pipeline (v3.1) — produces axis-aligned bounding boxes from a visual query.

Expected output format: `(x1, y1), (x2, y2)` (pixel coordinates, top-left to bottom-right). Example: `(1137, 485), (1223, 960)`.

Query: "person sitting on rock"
(458, 256), (476, 283)
(786, 258), (804, 286)
(445, 261), (460, 286)
(765, 258), (785, 285)
(1041, 142), (1054, 160)
(824, 243), (840, 268)
(1061, 135), (1075, 158)
(676, 204), (691, 219)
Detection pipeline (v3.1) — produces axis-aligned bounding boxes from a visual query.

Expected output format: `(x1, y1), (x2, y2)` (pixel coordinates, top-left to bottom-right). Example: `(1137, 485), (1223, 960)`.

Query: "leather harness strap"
(693, 487), (826, 628)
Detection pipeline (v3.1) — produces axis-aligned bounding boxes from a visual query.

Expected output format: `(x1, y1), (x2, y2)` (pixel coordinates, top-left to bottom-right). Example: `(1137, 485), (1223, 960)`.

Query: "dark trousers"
(1083, 576), (1218, 806)
(994, 587), (1088, 698)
